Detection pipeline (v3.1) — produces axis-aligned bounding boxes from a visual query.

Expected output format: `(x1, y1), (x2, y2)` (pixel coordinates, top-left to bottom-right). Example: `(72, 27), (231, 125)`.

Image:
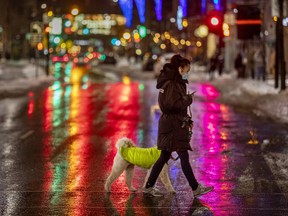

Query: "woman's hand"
(188, 91), (197, 97)
(187, 91), (196, 102)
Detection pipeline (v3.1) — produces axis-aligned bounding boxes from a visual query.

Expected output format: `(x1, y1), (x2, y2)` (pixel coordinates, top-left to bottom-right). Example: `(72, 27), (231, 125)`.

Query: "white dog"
(105, 137), (176, 193)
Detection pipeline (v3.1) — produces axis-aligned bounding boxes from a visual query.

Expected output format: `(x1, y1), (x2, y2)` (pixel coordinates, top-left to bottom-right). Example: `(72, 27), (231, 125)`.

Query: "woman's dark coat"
(156, 63), (193, 152)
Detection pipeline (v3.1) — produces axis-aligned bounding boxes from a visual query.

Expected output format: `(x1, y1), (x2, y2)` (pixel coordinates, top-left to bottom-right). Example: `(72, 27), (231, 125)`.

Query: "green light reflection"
(139, 83), (145, 91)
(54, 63), (61, 79)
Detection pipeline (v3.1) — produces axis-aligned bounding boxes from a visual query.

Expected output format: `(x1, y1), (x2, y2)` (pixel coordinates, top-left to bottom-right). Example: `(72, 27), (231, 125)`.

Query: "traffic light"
(206, 10), (223, 36)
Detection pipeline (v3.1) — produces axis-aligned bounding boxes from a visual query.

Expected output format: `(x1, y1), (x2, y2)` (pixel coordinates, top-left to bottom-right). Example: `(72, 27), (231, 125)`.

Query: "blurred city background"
(0, 0), (287, 89)
(1, 1), (288, 215)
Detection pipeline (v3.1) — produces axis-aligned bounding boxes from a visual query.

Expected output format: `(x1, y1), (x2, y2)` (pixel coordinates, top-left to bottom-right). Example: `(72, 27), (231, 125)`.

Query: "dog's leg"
(125, 164), (137, 192)
(105, 174), (113, 192)
(159, 164), (176, 193)
(105, 154), (129, 192)
(142, 168), (152, 189)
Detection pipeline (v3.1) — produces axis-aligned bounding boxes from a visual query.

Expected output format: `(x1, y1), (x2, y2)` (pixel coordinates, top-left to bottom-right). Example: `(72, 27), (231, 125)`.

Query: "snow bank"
(0, 76), (54, 98)
(0, 62), (54, 98)
(22, 64), (46, 78)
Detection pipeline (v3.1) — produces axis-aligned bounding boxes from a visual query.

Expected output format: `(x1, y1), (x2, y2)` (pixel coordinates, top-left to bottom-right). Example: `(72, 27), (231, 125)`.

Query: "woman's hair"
(170, 54), (190, 69)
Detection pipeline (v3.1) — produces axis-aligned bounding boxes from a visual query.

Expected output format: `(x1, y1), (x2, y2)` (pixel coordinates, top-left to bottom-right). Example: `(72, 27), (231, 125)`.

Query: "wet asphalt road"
(0, 63), (288, 216)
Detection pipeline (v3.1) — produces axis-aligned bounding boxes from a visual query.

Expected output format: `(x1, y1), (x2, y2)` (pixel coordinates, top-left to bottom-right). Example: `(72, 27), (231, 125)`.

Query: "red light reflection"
(41, 88), (54, 206)
(101, 81), (141, 215)
(102, 81), (140, 171)
(40, 75), (143, 215)
(27, 100), (34, 116)
(27, 91), (35, 116)
(188, 83), (237, 214)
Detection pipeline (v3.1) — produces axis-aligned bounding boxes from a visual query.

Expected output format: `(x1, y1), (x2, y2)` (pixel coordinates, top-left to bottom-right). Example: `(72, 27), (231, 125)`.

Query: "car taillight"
(63, 56), (69, 62)
(52, 56), (58, 62)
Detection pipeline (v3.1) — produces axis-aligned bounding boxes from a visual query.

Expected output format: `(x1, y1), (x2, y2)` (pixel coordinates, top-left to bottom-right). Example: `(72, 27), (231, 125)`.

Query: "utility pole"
(277, 0), (286, 90)
(275, 15), (279, 88)
(45, 29), (50, 76)
(4, 0), (11, 60)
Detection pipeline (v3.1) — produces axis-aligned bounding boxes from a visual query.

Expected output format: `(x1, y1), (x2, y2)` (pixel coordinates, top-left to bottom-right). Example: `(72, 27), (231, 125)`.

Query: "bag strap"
(187, 90), (193, 119)
(188, 104), (192, 119)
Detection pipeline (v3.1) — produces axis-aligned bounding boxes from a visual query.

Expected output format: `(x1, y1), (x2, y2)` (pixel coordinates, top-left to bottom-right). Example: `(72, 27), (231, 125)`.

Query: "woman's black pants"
(145, 150), (199, 190)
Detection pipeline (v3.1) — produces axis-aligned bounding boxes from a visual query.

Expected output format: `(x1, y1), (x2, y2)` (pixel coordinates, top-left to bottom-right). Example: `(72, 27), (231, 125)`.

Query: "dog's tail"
(115, 137), (135, 149)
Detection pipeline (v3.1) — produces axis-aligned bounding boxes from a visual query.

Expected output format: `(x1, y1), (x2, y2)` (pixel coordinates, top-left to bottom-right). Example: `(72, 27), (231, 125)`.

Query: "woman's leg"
(145, 150), (171, 188)
(177, 151), (199, 190)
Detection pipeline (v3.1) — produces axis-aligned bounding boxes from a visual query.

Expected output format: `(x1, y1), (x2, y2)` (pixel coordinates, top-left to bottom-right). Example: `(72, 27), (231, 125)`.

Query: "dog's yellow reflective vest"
(120, 147), (161, 169)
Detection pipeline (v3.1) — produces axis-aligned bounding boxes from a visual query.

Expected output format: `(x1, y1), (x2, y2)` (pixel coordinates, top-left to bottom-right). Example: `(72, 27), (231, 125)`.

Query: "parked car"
(153, 53), (175, 77)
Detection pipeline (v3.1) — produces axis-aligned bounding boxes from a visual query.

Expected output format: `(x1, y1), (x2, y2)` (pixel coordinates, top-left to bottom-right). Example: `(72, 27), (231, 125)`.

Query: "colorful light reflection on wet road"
(37, 64), (148, 215)
(44, 73), (233, 215)
(188, 83), (237, 213)
(2, 64), (285, 215)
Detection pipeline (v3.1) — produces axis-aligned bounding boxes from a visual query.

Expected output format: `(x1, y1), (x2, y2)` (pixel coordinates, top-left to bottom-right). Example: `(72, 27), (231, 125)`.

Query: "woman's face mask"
(179, 65), (191, 80)
(182, 73), (189, 80)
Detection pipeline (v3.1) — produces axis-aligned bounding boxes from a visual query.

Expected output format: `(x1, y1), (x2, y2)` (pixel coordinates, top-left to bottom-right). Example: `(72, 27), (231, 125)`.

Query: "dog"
(104, 137), (176, 193)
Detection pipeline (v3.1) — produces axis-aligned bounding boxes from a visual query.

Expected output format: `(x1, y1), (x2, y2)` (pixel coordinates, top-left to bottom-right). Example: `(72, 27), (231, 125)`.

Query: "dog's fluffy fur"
(104, 137), (176, 193)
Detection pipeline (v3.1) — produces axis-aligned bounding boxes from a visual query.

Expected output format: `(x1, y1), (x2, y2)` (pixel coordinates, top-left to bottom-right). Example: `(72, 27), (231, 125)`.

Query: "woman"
(143, 54), (213, 197)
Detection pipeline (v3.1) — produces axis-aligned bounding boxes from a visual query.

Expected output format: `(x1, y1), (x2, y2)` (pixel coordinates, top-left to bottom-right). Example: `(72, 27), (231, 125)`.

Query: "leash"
(170, 155), (179, 161)
(187, 90), (195, 119)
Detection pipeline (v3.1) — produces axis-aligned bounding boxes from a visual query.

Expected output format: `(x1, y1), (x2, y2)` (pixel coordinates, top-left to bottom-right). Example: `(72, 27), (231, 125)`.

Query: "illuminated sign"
(51, 18), (62, 35)
(73, 14), (126, 35)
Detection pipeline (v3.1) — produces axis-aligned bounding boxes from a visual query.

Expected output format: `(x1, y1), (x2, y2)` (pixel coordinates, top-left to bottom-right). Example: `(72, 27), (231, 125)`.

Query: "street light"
(71, 8), (79, 16)
(41, 4), (47, 9)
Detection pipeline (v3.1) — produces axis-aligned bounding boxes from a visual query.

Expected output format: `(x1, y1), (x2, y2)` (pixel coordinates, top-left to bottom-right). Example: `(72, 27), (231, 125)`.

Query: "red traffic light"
(206, 10), (223, 36)
(210, 17), (220, 26)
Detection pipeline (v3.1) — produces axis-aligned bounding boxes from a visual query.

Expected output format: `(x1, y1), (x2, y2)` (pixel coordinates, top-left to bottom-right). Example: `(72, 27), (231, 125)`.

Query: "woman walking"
(143, 54), (213, 197)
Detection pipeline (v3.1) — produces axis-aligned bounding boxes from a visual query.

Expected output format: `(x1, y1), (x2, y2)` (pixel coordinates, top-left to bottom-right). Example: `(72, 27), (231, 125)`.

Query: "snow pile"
(0, 62), (54, 98)
(22, 63), (46, 78)
(0, 76), (54, 98)
(0, 65), (27, 80)
(240, 80), (278, 95)
(116, 57), (130, 67)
